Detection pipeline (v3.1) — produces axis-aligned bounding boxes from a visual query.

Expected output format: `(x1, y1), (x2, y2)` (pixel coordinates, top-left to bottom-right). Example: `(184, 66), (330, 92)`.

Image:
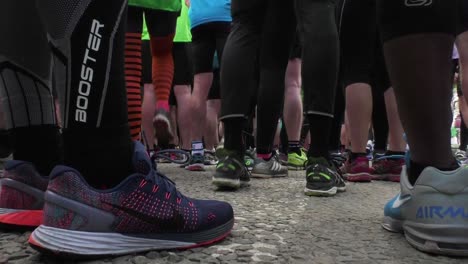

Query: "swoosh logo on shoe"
(103, 202), (186, 230)
(392, 194), (411, 209)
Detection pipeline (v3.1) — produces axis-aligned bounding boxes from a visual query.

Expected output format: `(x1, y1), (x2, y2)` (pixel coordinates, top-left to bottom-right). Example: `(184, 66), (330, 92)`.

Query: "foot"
(342, 156), (372, 182)
(382, 165), (468, 257)
(251, 155), (288, 178)
(304, 157), (342, 197)
(287, 149), (307, 170)
(371, 155), (405, 182)
(213, 155), (250, 190)
(29, 144), (234, 258)
(153, 109), (174, 148)
(0, 161), (48, 228)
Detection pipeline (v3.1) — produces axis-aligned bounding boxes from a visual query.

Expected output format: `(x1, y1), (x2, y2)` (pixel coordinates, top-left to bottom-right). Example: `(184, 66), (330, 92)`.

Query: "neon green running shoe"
(288, 150), (307, 170)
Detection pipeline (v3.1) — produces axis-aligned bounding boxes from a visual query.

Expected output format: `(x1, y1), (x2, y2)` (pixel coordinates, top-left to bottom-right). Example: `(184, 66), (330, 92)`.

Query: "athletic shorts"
(459, 0), (468, 35)
(208, 68), (221, 100)
(173, 42), (193, 86)
(339, 0), (378, 87)
(142, 40), (152, 84)
(289, 32), (302, 60)
(191, 22), (230, 74)
(127, 6), (179, 37)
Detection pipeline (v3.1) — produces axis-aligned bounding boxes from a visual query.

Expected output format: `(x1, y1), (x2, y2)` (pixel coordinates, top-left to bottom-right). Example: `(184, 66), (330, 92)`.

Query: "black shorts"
(339, 0), (378, 87)
(289, 32), (302, 60)
(377, 0), (459, 42)
(127, 6), (179, 37)
(208, 68), (221, 100)
(173, 42), (193, 86)
(459, 0), (468, 35)
(142, 40), (152, 84)
(191, 22), (230, 74)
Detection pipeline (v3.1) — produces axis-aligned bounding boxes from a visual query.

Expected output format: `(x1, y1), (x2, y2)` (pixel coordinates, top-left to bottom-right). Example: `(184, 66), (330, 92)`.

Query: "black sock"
(63, 126), (133, 189)
(307, 114), (332, 158)
(385, 150), (405, 156)
(13, 125), (63, 176)
(288, 141), (302, 155)
(0, 130), (13, 158)
(223, 117), (246, 160)
(408, 160), (460, 185)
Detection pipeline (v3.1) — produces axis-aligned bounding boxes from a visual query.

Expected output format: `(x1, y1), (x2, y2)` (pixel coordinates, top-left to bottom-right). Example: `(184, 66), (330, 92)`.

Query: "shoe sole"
(186, 164), (205, 171)
(404, 221), (468, 257)
(345, 173), (372, 182)
(381, 216), (468, 256)
(287, 165), (305, 171)
(250, 173), (288, 179)
(304, 187), (338, 197)
(153, 117), (173, 147)
(0, 208), (43, 228)
(212, 177), (241, 190)
(28, 219), (234, 258)
(371, 174), (400, 182)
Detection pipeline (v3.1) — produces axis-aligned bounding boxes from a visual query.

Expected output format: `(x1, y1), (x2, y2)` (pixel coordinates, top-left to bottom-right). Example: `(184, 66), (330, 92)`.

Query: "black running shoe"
(213, 155), (250, 190)
(304, 157), (341, 197)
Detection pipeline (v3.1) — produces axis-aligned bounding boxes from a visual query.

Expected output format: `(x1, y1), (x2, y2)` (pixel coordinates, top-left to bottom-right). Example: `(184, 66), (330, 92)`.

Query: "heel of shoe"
(404, 221), (468, 256)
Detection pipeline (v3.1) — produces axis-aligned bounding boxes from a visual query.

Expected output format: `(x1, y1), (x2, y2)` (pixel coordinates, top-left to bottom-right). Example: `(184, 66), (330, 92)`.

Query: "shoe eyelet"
(139, 180), (147, 188)
(165, 192), (171, 200)
(152, 185), (159, 193)
(176, 197), (182, 204)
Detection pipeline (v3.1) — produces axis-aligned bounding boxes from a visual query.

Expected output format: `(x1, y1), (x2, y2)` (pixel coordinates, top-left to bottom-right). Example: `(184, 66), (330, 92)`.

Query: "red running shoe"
(0, 160), (48, 228)
(29, 142), (234, 258)
(342, 156), (372, 182)
(371, 156), (404, 182)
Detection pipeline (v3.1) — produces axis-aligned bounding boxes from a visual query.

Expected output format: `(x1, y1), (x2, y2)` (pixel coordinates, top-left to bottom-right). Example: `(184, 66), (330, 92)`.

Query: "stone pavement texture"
(0, 163), (466, 264)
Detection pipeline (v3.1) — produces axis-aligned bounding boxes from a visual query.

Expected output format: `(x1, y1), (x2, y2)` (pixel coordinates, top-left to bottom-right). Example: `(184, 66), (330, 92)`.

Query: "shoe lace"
(145, 169), (189, 203)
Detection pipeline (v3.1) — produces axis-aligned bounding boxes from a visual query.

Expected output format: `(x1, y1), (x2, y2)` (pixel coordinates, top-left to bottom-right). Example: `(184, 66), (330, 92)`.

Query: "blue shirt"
(189, 0), (232, 29)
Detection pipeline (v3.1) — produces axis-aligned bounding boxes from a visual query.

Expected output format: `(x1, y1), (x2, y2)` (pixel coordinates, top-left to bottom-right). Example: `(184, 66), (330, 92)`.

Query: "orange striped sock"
(125, 32), (143, 140)
(150, 34), (175, 112)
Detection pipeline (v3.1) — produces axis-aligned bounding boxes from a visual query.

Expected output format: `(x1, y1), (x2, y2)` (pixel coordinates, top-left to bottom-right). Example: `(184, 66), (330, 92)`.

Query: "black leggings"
(220, 0), (296, 155)
(35, 0), (134, 187)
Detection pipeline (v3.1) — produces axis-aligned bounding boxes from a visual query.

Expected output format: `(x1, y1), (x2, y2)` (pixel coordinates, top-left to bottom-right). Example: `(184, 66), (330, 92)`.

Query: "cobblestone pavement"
(0, 163), (466, 264)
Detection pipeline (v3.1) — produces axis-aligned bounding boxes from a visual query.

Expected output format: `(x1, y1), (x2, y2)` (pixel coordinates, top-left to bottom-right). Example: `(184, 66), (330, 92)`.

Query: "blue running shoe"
(29, 142), (234, 258)
(382, 165), (468, 256)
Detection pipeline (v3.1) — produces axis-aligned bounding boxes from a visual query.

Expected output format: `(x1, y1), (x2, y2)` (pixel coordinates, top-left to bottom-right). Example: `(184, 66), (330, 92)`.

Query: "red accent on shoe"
(0, 210), (43, 227)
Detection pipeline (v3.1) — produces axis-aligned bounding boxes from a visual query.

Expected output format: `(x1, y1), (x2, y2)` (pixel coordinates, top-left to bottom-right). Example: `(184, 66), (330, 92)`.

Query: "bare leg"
(384, 88), (406, 152)
(142, 84), (156, 150)
(173, 84), (192, 150)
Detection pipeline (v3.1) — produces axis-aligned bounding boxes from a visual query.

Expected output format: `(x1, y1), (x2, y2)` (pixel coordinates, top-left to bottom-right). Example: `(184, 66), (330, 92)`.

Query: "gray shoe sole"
(304, 186), (337, 197)
(403, 221), (468, 257)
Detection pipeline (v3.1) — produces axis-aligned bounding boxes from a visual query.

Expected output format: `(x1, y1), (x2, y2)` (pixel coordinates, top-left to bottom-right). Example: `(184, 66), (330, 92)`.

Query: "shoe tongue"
(132, 141), (153, 175)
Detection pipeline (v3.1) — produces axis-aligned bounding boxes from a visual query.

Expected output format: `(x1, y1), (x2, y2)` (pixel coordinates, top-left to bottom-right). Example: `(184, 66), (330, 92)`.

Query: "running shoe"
(244, 155), (254, 171)
(153, 109), (174, 148)
(287, 150), (307, 170)
(29, 145), (234, 258)
(455, 149), (467, 162)
(186, 154), (205, 171)
(342, 156), (372, 182)
(304, 157), (341, 197)
(382, 165), (468, 256)
(213, 155), (250, 190)
(371, 155), (405, 182)
(204, 150), (218, 166)
(0, 161), (48, 228)
(251, 156), (288, 178)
